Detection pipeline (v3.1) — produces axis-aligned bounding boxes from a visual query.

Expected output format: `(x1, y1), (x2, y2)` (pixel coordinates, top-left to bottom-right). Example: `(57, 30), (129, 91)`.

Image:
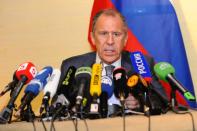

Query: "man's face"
(91, 14), (128, 64)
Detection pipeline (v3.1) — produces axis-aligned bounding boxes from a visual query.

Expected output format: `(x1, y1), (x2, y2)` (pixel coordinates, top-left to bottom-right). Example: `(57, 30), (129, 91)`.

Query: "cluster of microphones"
(0, 60), (195, 124)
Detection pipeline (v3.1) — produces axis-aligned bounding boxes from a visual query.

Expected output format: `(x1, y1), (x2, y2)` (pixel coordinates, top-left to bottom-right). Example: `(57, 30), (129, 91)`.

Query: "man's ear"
(90, 32), (96, 46)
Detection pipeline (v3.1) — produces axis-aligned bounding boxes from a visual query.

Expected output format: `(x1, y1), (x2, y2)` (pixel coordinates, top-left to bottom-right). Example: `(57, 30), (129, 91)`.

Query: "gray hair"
(92, 8), (128, 33)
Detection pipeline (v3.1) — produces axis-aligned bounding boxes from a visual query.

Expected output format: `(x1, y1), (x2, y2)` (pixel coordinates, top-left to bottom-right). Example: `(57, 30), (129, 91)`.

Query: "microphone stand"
(119, 94), (126, 131)
(20, 104), (35, 122)
(88, 94), (100, 119)
(170, 83), (188, 112)
(170, 87), (177, 109)
(0, 76), (27, 124)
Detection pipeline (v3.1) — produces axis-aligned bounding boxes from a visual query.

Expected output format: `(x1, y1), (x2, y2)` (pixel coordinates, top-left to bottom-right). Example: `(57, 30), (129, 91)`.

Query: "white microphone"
(40, 69), (61, 114)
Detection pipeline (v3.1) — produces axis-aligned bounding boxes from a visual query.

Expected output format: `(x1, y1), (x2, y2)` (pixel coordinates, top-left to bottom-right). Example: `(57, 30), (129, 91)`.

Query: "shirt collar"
(96, 53), (121, 68)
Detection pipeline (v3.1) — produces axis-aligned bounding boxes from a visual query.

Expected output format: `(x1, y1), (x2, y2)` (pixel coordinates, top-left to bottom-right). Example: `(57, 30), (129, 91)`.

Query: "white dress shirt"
(96, 53), (121, 106)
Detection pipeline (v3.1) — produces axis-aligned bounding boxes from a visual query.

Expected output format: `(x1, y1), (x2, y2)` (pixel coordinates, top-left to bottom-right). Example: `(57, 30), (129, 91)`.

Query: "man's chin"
(102, 56), (118, 64)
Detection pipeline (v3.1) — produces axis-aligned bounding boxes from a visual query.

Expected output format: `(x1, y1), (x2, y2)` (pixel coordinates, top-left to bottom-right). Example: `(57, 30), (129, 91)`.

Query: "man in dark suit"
(55, 9), (168, 115)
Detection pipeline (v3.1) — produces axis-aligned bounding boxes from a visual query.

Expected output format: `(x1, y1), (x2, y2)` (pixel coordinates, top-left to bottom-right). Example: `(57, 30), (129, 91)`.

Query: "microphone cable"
(172, 106), (195, 131)
(50, 105), (65, 131)
(147, 115), (151, 131)
(31, 120), (36, 131)
(50, 107), (63, 131)
(38, 113), (47, 131)
(144, 92), (151, 131)
(40, 119), (47, 131)
(81, 110), (90, 131)
(72, 117), (78, 131)
(71, 110), (89, 131)
(27, 105), (37, 131)
(71, 111), (79, 131)
(125, 109), (151, 131)
(16, 104), (37, 131)
(50, 104), (70, 131)
(83, 118), (89, 131)
(124, 108), (151, 131)
(120, 105), (126, 131)
(144, 109), (151, 131)
(50, 120), (56, 131)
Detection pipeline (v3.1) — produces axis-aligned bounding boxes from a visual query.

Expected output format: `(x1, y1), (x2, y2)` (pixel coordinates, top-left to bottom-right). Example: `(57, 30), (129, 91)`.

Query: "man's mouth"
(104, 49), (115, 54)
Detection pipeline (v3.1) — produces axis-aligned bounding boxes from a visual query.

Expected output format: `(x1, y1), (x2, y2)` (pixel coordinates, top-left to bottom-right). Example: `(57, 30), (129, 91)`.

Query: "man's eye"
(99, 32), (108, 36)
(113, 32), (122, 37)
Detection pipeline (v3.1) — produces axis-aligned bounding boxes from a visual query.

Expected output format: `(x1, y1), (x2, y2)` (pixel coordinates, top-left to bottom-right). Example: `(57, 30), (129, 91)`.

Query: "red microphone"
(15, 62), (37, 83)
(10, 62), (37, 104)
(0, 62), (37, 123)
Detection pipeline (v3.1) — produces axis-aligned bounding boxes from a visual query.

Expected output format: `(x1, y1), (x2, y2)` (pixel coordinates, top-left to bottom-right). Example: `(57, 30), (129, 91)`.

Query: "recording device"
(74, 67), (92, 113)
(127, 73), (148, 93)
(127, 73), (150, 114)
(154, 62), (196, 102)
(15, 66), (53, 118)
(100, 76), (113, 118)
(0, 62), (37, 124)
(40, 69), (61, 114)
(113, 67), (129, 106)
(51, 94), (70, 120)
(130, 51), (152, 82)
(56, 66), (77, 108)
(0, 71), (18, 97)
(89, 63), (102, 117)
(130, 51), (169, 102)
(130, 52), (170, 114)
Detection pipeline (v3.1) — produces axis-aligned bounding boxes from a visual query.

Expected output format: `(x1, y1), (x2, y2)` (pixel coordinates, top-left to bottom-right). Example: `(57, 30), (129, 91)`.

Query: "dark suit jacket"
(56, 51), (169, 112)
(59, 51), (153, 79)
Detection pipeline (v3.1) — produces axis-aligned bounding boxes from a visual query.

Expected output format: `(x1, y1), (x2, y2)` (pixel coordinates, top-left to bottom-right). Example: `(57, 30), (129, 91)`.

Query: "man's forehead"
(95, 15), (125, 29)
(97, 14), (122, 22)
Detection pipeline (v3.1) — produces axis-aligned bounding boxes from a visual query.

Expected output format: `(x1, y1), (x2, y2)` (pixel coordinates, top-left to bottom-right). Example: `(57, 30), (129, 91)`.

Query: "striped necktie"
(105, 65), (115, 77)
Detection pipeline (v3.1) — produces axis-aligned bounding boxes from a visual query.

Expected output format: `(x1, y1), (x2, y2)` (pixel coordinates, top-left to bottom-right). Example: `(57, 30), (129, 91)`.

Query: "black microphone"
(127, 73), (150, 113)
(127, 72), (169, 115)
(113, 67), (129, 106)
(56, 66), (77, 108)
(127, 72), (149, 97)
(0, 71), (18, 97)
(74, 67), (92, 113)
(51, 94), (70, 120)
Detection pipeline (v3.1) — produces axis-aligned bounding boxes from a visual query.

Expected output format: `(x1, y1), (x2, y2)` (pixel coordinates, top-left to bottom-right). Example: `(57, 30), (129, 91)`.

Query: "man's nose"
(106, 33), (114, 45)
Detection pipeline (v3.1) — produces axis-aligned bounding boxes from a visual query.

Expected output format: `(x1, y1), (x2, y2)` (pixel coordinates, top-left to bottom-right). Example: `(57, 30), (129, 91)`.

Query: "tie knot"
(105, 65), (115, 76)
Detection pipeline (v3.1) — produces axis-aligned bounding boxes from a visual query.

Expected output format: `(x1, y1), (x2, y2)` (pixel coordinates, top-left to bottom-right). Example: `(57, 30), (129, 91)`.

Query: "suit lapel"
(121, 51), (135, 76)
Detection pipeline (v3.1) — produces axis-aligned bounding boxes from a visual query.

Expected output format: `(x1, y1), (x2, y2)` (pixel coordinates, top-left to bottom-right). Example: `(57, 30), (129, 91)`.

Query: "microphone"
(100, 76), (113, 118)
(130, 52), (170, 113)
(0, 62), (37, 124)
(154, 62), (195, 101)
(113, 67), (129, 105)
(51, 94), (70, 120)
(90, 63), (102, 97)
(127, 73), (139, 88)
(0, 71), (18, 97)
(101, 76), (113, 98)
(130, 51), (152, 82)
(40, 69), (61, 114)
(127, 73), (148, 94)
(127, 73), (150, 113)
(56, 66), (76, 107)
(89, 63), (102, 116)
(74, 67), (92, 113)
(15, 66), (53, 118)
